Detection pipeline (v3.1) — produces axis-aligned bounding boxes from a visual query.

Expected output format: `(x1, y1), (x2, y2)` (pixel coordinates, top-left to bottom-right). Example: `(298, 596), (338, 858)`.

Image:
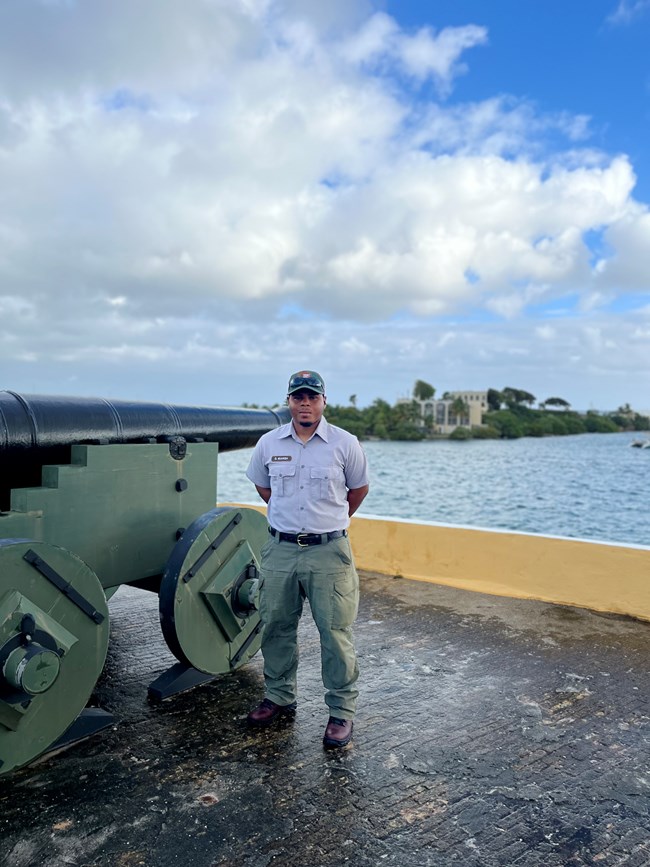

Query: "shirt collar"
(279, 416), (330, 443)
(314, 416), (330, 442)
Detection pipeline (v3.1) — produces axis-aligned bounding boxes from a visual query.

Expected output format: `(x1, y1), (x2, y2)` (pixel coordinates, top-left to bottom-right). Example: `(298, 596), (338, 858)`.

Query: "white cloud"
(411, 97), (592, 159)
(396, 23), (488, 89)
(607, 0), (650, 24)
(339, 13), (487, 93)
(535, 325), (556, 340)
(339, 11), (400, 65)
(0, 0), (648, 410)
(598, 207), (650, 287)
(340, 336), (372, 356)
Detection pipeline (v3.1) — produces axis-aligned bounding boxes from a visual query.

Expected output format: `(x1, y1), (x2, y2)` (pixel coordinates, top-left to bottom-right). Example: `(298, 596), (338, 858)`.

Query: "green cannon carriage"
(0, 390), (287, 774)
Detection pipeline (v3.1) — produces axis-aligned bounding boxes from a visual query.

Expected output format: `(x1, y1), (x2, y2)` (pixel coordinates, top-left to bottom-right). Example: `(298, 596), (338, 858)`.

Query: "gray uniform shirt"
(246, 417), (369, 533)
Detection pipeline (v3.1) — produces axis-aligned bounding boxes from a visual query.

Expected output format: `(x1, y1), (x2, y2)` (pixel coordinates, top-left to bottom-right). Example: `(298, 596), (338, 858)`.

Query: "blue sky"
(387, 1), (650, 197)
(0, 0), (648, 412)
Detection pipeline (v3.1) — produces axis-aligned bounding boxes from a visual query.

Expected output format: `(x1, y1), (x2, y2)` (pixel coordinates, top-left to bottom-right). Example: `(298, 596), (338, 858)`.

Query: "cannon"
(0, 390), (288, 774)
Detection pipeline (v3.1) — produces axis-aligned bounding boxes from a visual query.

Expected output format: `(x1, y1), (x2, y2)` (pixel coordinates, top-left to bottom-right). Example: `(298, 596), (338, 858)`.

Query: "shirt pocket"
(310, 465), (345, 500)
(268, 464), (296, 497)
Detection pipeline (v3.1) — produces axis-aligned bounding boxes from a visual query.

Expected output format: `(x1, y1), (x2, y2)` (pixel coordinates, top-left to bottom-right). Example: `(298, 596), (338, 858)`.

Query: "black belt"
(269, 527), (347, 547)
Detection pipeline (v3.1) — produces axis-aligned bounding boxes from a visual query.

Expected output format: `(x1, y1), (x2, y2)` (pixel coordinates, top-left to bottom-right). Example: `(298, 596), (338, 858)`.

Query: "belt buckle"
(296, 533), (310, 547)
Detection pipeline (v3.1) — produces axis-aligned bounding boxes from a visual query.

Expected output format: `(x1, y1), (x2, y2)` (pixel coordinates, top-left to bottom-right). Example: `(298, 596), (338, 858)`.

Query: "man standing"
(245, 370), (369, 749)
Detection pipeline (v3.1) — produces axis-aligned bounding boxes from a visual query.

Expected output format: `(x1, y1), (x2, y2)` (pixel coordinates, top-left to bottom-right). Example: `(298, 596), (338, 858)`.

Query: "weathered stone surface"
(1, 572), (649, 866)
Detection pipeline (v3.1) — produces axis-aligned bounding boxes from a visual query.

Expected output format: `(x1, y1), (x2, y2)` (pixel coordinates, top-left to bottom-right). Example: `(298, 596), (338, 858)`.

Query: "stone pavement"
(1, 572), (649, 867)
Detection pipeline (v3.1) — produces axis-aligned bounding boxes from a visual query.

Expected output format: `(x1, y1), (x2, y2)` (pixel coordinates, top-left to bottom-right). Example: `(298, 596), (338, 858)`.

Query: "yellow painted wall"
(221, 504), (650, 622)
(349, 515), (650, 622)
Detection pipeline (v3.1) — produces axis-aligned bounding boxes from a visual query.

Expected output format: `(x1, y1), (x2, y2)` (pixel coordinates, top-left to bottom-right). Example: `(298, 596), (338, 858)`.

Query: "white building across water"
(398, 390), (488, 434)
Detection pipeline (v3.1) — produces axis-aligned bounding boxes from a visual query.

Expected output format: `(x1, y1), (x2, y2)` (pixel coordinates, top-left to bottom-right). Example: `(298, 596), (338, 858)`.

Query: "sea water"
(217, 431), (650, 547)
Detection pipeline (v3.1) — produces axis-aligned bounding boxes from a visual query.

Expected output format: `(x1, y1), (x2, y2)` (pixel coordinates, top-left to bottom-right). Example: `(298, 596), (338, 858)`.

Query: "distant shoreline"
(324, 403), (650, 442)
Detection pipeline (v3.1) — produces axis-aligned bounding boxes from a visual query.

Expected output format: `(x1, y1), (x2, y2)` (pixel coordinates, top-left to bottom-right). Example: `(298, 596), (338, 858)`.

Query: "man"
(245, 370), (369, 749)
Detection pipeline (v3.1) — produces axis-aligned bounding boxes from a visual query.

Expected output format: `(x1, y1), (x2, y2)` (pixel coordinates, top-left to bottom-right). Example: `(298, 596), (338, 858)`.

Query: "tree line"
(322, 382), (650, 441)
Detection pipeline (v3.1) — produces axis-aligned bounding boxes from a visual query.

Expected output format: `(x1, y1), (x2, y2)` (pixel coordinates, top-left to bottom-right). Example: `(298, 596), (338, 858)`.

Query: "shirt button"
(300, 507), (304, 510)
(300, 486), (303, 489)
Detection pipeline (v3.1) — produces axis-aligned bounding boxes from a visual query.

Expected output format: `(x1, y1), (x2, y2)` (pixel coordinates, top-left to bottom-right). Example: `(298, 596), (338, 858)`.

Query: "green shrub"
(528, 415), (569, 436)
(527, 418), (553, 437)
(449, 426), (472, 440)
(484, 411), (525, 438)
(471, 425), (500, 439)
(562, 415), (586, 434)
(548, 416), (568, 435)
(584, 414), (620, 433)
(388, 424), (425, 441)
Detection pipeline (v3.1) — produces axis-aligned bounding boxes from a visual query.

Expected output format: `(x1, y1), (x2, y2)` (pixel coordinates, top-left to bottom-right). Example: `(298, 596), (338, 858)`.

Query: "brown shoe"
(247, 698), (297, 727)
(323, 716), (353, 749)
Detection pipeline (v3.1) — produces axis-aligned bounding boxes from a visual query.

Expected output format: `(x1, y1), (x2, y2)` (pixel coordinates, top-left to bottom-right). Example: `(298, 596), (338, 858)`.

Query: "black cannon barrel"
(0, 391), (290, 509)
(0, 391), (290, 454)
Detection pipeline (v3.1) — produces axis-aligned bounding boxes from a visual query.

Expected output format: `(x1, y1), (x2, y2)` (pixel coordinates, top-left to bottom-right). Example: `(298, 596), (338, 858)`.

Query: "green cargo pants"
(257, 532), (360, 719)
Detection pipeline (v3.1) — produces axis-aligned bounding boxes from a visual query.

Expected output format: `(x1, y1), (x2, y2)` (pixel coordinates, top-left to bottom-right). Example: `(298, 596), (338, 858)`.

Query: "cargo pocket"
(331, 568), (359, 629)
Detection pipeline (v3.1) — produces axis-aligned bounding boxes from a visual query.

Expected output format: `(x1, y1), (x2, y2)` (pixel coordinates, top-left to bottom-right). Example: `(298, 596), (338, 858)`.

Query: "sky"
(1, 0), (649, 413)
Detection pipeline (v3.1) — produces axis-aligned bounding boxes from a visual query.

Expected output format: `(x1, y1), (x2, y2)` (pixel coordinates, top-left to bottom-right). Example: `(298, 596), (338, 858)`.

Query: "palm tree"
(449, 397), (469, 427)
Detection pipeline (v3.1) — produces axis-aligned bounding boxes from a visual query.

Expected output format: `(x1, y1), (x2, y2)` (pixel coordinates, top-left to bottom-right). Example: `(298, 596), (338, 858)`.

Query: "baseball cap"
(287, 370), (326, 395)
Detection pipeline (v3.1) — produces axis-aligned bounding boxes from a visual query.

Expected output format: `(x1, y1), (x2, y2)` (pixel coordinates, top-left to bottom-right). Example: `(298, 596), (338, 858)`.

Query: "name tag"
(271, 455), (292, 462)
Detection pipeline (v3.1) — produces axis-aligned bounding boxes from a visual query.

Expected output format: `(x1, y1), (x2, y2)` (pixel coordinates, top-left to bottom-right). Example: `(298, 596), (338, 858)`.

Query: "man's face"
(288, 390), (326, 428)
